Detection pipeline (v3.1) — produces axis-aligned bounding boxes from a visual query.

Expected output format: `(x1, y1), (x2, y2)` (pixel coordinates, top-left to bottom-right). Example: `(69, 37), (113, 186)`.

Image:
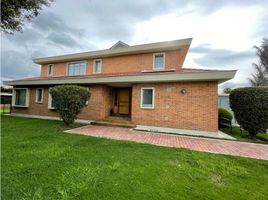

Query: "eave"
(33, 38), (192, 64)
(3, 70), (237, 86)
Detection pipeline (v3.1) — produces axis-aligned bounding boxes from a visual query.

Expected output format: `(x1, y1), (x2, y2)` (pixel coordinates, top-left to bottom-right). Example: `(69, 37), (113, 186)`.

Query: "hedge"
(229, 87), (268, 137)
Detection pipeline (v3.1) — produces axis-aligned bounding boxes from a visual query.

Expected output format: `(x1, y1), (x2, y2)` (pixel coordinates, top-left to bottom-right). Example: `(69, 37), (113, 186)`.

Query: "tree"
(249, 38), (268, 86)
(223, 88), (232, 94)
(1, 0), (54, 34)
(50, 85), (90, 125)
(0, 86), (13, 93)
(229, 87), (268, 138)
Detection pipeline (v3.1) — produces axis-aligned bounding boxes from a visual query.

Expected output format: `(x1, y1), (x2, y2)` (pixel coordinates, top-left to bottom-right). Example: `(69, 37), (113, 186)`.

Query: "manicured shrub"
(230, 87), (268, 138)
(50, 85), (90, 125)
(218, 108), (233, 121)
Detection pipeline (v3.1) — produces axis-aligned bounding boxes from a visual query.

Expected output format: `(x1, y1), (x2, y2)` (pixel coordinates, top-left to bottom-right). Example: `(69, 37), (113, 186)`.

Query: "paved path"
(65, 125), (268, 160)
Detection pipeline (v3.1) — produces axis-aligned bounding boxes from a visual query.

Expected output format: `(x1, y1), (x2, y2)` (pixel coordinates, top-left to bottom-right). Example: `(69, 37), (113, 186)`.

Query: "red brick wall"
(12, 85), (113, 121)
(12, 81), (218, 132)
(12, 87), (59, 117)
(40, 46), (189, 77)
(131, 82), (218, 132)
(77, 85), (113, 120)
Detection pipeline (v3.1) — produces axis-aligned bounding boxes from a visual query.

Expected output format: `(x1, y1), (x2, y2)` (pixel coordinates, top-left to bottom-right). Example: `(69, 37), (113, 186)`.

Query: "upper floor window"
(153, 53), (165, 70)
(35, 88), (43, 103)
(12, 88), (29, 107)
(67, 61), (86, 76)
(93, 59), (102, 74)
(48, 64), (54, 76)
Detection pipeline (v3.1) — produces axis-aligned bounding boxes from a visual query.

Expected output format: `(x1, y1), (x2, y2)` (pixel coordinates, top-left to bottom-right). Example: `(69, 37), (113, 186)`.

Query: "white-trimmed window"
(12, 88), (29, 107)
(67, 61), (86, 76)
(48, 88), (56, 109)
(35, 88), (43, 103)
(140, 87), (155, 109)
(48, 64), (54, 76)
(153, 53), (165, 70)
(93, 59), (102, 74)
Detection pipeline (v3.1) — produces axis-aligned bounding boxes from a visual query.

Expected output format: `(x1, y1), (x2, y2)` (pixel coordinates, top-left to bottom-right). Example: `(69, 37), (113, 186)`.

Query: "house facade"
(4, 38), (236, 132)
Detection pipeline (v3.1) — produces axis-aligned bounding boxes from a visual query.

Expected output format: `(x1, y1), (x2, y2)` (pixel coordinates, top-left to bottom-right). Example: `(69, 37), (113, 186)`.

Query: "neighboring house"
(0, 93), (12, 104)
(4, 38), (236, 132)
(218, 94), (237, 125)
(218, 94), (232, 112)
(0, 93), (12, 114)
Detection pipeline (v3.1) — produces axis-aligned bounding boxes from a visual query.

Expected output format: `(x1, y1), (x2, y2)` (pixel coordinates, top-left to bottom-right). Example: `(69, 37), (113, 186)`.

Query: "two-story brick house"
(4, 38), (236, 132)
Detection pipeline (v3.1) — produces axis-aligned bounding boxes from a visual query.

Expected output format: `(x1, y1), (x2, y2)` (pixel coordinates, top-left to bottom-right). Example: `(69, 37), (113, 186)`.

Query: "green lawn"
(0, 107), (10, 114)
(220, 127), (268, 144)
(1, 115), (268, 200)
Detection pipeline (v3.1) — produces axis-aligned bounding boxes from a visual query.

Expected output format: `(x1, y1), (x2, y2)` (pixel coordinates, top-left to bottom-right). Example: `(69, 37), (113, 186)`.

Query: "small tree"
(229, 87), (268, 138)
(223, 88), (232, 94)
(50, 85), (90, 125)
(218, 108), (233, 121)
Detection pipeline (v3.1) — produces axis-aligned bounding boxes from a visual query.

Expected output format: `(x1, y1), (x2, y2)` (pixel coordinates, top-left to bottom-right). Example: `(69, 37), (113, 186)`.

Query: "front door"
(118, 89), (130, 115)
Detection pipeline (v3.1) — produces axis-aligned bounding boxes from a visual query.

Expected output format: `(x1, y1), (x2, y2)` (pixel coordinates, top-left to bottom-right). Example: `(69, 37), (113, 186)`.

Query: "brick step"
(104, 116), (133, 124)
(106, 116), (131, 122)
(91, 120), (136, 128)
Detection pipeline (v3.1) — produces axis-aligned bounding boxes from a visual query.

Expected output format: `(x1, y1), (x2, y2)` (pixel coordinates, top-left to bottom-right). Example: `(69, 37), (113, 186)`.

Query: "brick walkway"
(65, 125), (268, 160)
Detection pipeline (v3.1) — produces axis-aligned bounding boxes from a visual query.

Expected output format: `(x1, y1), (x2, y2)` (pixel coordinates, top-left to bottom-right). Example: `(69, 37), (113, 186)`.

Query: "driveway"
(65, 125), (268, 160)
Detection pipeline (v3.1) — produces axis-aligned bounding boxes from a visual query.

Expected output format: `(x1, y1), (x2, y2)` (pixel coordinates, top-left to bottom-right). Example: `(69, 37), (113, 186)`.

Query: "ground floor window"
(13, 88), (29, 107)
(35, 88), (43, 103)
(48, 88), (56, 109)
(140, 87), (154, 109)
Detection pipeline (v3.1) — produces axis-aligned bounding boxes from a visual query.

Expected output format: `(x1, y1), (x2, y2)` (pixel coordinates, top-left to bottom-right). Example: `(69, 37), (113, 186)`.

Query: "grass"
(0, 107), (10, 113)
(220, 127), (268, 144)
(1, 115), (268, 200)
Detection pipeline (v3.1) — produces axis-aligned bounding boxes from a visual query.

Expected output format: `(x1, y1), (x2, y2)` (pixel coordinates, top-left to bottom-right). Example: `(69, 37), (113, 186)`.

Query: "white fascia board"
(33, 38), (192, 64)
(3, 70), (236, 86)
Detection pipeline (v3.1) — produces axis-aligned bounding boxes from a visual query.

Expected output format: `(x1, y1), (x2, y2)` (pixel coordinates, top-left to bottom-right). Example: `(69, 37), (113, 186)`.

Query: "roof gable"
(110, 41), (129, 49)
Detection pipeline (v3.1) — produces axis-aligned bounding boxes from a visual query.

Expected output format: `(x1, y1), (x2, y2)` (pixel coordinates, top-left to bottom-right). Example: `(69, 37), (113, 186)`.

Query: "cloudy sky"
(1, 0), (268, 92)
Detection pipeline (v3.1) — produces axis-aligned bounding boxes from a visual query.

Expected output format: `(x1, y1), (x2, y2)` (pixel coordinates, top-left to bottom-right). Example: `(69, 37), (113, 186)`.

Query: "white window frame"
(12, 88), (30, 107)
(48, 88), (55, 109)
(140, 87), (155, 109)
(153, 52), (165, 70)
(67, 61), (87, 76)
(35, 88), (44, 103)
(93, 59), (102, 74)
(47, 64), (54, 76)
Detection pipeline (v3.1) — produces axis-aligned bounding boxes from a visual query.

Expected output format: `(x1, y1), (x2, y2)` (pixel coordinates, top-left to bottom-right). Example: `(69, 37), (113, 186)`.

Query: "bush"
(218, 108), (233, 121)
(230, 87), (268, 138)
(50, 85), (90, 125)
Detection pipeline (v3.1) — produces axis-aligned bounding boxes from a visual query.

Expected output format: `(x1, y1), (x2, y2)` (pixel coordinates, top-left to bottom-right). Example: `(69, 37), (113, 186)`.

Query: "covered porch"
(92, 85), (135, 128)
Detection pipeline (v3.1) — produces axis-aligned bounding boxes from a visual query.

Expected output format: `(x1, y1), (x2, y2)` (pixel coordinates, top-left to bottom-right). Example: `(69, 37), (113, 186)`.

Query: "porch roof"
(3, 68), (237, 86)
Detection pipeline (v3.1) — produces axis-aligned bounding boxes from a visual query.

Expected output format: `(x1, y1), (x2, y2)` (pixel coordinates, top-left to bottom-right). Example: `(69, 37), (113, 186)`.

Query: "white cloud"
(131, 5), (265, 92)
(133, 6), (261, 48)
(1, 0), (267, 92)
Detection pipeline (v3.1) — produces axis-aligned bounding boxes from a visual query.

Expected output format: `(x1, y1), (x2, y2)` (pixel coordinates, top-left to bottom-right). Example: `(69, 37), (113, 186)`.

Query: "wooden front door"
(118, 89), (130, 115)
